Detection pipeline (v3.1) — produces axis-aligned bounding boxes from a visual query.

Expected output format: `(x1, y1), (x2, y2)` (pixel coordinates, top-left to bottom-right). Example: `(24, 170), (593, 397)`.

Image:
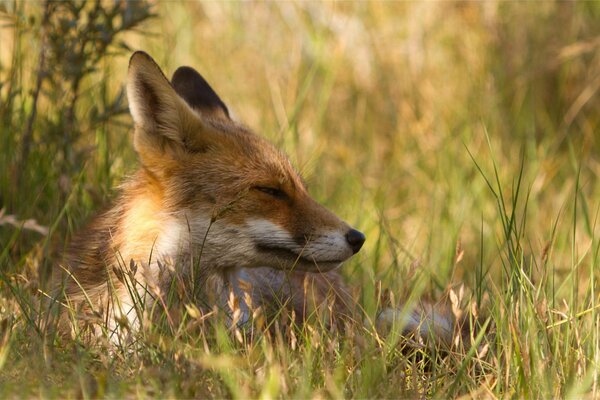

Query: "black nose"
(345, 229), (366, 254)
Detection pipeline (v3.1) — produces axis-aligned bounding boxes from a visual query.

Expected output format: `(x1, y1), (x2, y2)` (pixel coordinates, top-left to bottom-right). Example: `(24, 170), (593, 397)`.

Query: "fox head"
(125, 51), (365, 273)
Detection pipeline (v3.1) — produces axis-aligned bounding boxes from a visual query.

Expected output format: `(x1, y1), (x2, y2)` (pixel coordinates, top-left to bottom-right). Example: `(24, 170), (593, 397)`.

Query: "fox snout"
(345, 228), (366, 254)
(243, 217), (365, 272)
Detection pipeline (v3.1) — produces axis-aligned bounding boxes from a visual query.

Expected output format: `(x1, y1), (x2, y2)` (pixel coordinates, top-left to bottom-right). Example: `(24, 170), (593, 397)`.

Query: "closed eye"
(254, 186), (288, 200)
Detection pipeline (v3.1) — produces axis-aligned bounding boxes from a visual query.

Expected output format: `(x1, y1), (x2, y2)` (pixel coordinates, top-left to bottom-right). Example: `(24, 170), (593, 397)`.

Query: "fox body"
(53, 52), (455, 344)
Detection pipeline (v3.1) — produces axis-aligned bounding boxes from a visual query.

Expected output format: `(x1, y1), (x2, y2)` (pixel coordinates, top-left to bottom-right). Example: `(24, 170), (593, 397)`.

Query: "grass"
(1, 1), (600, 398)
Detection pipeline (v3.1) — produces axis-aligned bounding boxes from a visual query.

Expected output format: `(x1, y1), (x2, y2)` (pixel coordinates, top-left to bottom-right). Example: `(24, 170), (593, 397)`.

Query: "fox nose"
(345, 229), (366, 254)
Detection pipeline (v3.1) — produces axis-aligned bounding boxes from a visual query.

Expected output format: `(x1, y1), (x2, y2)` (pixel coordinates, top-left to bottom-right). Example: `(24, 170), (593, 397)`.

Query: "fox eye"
(254, 186), (288, 200)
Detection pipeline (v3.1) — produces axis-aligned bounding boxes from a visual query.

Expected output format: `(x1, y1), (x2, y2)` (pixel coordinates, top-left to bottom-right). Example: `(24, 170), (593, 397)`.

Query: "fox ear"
(171, 66), (230, 120)
(127, 51), (208, 161)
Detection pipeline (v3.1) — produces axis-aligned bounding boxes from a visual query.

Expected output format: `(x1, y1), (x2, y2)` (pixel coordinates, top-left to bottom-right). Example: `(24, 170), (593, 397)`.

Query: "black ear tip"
(171, 66), (230, 119)
(172, 66), (201, 83)
(172, 66), (212, 95)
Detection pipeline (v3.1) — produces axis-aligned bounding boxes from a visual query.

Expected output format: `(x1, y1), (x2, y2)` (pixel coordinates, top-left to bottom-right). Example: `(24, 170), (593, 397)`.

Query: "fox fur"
(51, 51), (460, 346)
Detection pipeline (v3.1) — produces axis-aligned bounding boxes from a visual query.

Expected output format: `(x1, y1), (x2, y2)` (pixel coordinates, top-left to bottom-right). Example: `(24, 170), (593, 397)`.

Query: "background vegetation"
(1, 1), (600, 398)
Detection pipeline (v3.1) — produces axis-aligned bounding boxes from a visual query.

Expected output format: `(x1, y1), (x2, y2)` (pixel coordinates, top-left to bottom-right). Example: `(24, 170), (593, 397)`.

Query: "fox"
(51, 51), (459, 346)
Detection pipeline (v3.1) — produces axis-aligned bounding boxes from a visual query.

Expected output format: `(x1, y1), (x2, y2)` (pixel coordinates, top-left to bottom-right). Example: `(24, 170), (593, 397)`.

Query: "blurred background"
(1, 1), (600, 397)
(2, 0), (600, 298)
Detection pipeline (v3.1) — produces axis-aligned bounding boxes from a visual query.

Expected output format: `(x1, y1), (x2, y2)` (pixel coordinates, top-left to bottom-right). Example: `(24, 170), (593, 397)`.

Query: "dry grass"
(1, 1), (600, 398)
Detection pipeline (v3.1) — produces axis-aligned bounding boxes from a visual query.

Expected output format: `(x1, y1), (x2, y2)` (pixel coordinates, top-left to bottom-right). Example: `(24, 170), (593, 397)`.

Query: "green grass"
(1, 1), (600, 398)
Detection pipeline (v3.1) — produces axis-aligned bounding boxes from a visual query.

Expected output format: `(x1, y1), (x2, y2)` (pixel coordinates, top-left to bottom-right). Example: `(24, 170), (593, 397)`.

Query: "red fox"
(52, 51), (458, 345)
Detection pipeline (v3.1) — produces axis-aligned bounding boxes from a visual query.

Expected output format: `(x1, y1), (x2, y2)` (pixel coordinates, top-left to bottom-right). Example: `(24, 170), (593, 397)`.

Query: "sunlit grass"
(1, 1), (600, 398)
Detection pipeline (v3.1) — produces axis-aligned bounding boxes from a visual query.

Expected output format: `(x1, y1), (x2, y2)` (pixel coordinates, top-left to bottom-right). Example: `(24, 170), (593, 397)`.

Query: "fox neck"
(114, 170), (237, 279)
(108, 171), (183, 276)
